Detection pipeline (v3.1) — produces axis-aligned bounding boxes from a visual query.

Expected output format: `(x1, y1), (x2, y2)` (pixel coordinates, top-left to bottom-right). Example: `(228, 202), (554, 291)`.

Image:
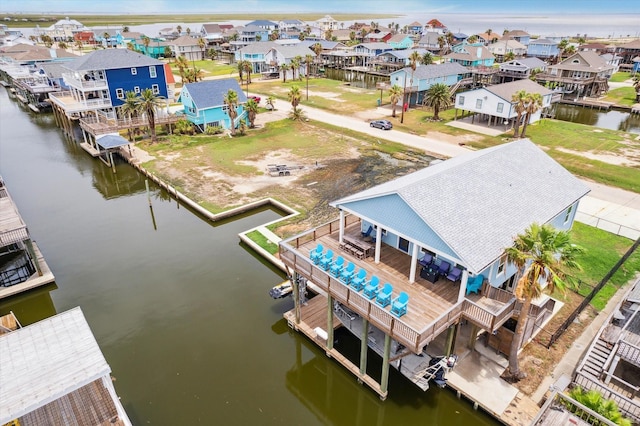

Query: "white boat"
(269, 281), (292, 299)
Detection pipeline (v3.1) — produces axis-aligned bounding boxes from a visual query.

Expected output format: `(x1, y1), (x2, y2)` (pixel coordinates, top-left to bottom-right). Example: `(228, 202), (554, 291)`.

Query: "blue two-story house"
(444, 42), (495, 67)
(389, 62), (469, 106)
(387, 34), (414, 50)
(278, 139), (589, 397)
(178, 78), (247, 132)
(48, 49), (168, 120)
(527, 38), (560, 59)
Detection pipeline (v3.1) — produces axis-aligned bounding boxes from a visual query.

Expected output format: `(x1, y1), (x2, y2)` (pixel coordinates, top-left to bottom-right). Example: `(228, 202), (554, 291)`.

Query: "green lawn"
(609, 72), (632, 83)
(602, 86), (638, 106)
(245, 230), (279, 255)
(569, 222), (640, 310)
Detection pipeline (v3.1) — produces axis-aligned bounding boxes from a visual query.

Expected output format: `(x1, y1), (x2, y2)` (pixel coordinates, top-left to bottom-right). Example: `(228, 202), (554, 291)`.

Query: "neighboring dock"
(0, 176), (55, 299)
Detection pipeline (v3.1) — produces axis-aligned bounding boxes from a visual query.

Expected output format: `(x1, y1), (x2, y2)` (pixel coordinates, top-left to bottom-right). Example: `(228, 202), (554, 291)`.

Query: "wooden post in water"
(145, 179), (152, 207)
(110, 152), (116, 173)
(445, 323), (459, 356)
(468, 324), (479, 350)
(326, 294), (334, 350)
(380, 333), (391, 398)
(359, 319), (369, 377)
(23, 239), (43, 276)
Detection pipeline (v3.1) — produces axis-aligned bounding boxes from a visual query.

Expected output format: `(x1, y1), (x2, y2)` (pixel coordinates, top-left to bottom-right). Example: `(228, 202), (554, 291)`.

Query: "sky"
(1, 0), (639, 14)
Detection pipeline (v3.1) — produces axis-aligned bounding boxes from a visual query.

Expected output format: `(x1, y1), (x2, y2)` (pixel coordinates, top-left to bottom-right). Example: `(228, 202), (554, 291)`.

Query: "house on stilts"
(278, 139), (590, 399)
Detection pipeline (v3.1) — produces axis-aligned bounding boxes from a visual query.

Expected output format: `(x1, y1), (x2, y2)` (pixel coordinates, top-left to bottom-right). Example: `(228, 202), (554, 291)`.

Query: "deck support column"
(380, 333), (391, 398)
(292, 272), (301, 324)
(445, 323), (458, 356)
(468, 324), (479, 350)
(23, 238), (42, 276)
(327, 294), (334, 350)
(409, 243), (419, 283)
(458, 269), (469, 302)
(338, 210), (344, 244)
(359, 319), (369, 377)
(374, 226), (382, 264)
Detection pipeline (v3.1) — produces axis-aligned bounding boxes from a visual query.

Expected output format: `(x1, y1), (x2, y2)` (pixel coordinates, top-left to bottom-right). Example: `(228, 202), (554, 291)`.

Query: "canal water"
(0, 88), (499, 425)
(552, 104), (640, 133)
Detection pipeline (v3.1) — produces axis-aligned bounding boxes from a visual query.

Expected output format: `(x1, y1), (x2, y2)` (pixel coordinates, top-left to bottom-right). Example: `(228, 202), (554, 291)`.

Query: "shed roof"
(97, 134), (130, 150)
(0, 307), (111, 423)
(331, 139), (589, 273)
(181, 78), (246, 109)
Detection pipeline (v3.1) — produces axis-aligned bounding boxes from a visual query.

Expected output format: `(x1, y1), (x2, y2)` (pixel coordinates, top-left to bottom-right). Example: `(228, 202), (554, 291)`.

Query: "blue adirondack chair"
(361, 225), (373, 238)
(350, 269), (367, 291)
(330, 256), (345, 277)
(363, 276), (380, 299)
(309, 244), (323, 264)
(340, 262), (356, 283)
(466, 274), (485, 295)
(319, 249), (334, 271)
(375, 283), (393, 308)
(391, 291), (409, 317)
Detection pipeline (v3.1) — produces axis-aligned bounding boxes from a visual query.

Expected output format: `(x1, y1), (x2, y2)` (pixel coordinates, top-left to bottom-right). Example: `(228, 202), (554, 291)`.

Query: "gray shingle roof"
(182, 79), (246, 109)
(239, 41), (280, 54)
(411, 62), (468, 80)
(63, 49), (162, 71)
(270, 44), (314, 59)
(529, 38), (558, 45)
(484, 79), (552, 100)
(331, 139), (590, 273)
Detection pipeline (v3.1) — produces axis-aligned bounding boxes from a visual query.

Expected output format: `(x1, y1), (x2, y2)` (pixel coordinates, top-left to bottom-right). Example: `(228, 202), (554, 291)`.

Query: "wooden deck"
(19, 379), (125, 426)
(280, 217), (514, 353)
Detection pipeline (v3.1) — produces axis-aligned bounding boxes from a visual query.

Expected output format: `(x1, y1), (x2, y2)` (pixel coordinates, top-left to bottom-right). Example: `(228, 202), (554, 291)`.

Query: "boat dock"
(0, 177), (55, 299)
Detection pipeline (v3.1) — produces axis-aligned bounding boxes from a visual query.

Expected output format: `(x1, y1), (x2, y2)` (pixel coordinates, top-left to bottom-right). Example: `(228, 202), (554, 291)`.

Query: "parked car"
(370, 119), (392, 130)
(249, 95), (261, 103)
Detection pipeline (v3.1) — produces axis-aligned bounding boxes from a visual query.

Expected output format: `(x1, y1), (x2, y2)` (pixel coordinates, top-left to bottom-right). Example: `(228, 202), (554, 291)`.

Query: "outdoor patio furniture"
(310, 244), (323, 264)
(375, 283), (393, 308)
(350, 268), (367, 291)
(319, 249), (334, 270)
(465, 274), (485, 295)
(361, 225), (373, 238)
(446, 266), (462, 282)
(390, 291), (409, 317)
(419, 253), (434, 268)
(330, 256), (345, 277)
(363, 276), (380, 299)
(437, 260), (451, 276)
(340, 262), (356, 284)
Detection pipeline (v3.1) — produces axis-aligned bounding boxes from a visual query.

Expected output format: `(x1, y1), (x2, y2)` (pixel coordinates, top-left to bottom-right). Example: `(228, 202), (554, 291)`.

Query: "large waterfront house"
(235, 41), (281, 74)
(387, 34), (414, 50)
(178, 79), (247, 132)
(443, 43), (495, 67)
(0, 307), (132, 425)
(424, 18), (448, 34)
(316, 15), (339, 32)
(279, 139), (589, 397)
(503, 30), (531, 46)
(475, 31), (500, 45)
(264, 45), (314, 80)
(40, 16), (88, 41)
(372, 48), (430, 75)
(417, 32), (443, 52)
(389, 62), (469, 106)
(534, 51), (615, 98)
(134, 37), (171, 59)
(454, 79), (554, 129)
(170, 35), (202, 61)
(487, 39), (527, 61)
(616, 38), (640, 71)
(526, 38), (560, 59)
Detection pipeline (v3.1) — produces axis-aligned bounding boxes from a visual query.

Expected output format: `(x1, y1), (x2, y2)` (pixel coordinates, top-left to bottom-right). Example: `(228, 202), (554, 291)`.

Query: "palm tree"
(422, 52), (433, 65)
(103, 32), (110, 47)
(58, 41), (68, 50)
(503, 223), (582, 381)
(288, 85), (301, 116)
(245, 98), (259, 128)
(437, 35), (446, 54)
(281, 63), (290, 83)
(312, 43), (323, 74)
(135, 88), (166, 143)
(198, 37), (206, 60)
(186, 27), (191, 36)
(564, 45), (576, 57)
(207, 48), (217, 60)
(388, 84), (403, 117)
(504, 51), (516, 62)
(223, 89), (239, 136)
(74, 40), (83, 52)
(557, 39), (569, 60)
(237, 61), (244, 84)
(422, 83), (451, 120)
(126, 42), (135, 51)
(119, 91), (140, 141)
(305, 54), (313, 100)
(242, 60), (252, 84)
(293, 55), (303, 80)
(164, 46), (172, 60)
(175, 56), (189, 82)
(467, 35), (479, 44)
(511, 89), (528, 138)
(122, 26), (130, 33)
(520, 93), (543, 138)
(407, 50), (422, 106)
(176, 25), (182, 36)
(142, 36), (150, 55)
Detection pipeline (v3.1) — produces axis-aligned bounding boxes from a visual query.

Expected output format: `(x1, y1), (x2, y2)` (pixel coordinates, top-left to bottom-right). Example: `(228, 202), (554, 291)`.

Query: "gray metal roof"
(412, 62), (468, 80)
(529, 38), (557, 45)
(182, 78), (246, 109)
(38, 62), (66, 79)
(331, 139), (590, 273)
(377, 48), (429, 60)
(484, 79), (553, 101)
(63, 49), (162, 72)
(0, 307), (111, 423)
(270, 44), (314, 59)
(97, 134), (130, 149)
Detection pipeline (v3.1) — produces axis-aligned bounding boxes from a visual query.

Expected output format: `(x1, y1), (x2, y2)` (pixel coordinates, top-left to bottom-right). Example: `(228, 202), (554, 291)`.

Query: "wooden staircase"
(581, 338), (612, 378)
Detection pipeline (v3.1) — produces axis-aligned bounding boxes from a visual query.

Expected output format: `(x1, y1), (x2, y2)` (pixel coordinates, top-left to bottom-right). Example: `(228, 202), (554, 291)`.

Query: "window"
(134, 86), (140, 94)
(564, 205), (573, 223)
(116, 88), (124, 99)
(475, 99), (483, 109)
(131, 67), (137, 75)
(458, 95), (465, 105)
(152, 84), (159, 95)
(398, 237), (409, 253)
(497, 254), (507, 275)
(149, 66), (157, 78)
(497, 102), (504, 113)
